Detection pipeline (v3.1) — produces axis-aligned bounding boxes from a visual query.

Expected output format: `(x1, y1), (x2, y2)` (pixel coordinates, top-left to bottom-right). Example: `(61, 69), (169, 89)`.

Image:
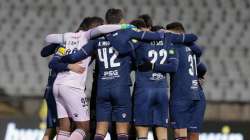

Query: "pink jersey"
(53, 31), (91, 90)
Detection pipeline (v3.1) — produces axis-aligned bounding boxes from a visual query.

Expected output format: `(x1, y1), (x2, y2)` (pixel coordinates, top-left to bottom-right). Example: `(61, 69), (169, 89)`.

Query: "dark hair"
(77, 17), (93, 31)
(138, 14), (153, 29)
(89, 16), (104, 28)
(130, 19), (147, 29)
(105, 8), (124, 24)
(151, 25), (164, 32)
(77, 17), (104, 31)
(166, 22), (185, 33)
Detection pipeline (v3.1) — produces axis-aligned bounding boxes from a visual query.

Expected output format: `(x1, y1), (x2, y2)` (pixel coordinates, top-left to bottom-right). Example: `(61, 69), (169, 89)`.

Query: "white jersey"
(53, 31), (91, 90)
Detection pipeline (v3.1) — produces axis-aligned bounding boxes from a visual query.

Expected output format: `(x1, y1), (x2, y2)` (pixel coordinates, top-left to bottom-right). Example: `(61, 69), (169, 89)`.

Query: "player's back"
(134, 40), (168, 88)
(95, 37), (132, 87)
(170, 44), (199, 101)
(54, 31), (91, 90)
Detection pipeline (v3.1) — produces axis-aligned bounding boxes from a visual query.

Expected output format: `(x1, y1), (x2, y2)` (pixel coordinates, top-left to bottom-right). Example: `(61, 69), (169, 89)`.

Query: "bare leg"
(116, 122), (129, 140)
(94, 121), (109, 140)
(188, 132), (199, 140)
(135, 126), (149, 140)
(155, 127), (167, 140)
(42, 128), (56, 140)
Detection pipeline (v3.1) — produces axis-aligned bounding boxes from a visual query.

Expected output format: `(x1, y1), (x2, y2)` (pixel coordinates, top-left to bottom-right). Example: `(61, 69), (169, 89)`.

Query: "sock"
(56, 130), (70, 140)
(138, 137), (148, 140)
(117, 133), (129, 140)
(94, 134), (105, 140)
(175, 137), (188, 140)
(68, 129), (86, 140)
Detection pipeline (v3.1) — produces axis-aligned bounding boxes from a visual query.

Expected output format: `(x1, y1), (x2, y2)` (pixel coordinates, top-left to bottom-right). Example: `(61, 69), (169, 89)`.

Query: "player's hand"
(198, 78), (205, 86)
(68, 63), (85, 74)
(138, 61), (153, 72)
(121, 24), (136, 29)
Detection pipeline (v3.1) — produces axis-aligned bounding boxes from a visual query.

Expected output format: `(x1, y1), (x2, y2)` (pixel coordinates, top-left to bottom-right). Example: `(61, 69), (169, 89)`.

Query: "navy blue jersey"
(170, 44), (200, 101)
(61, 37), (133, 86)
(134, 40), (178, 88)
(106, 28), (197, 55)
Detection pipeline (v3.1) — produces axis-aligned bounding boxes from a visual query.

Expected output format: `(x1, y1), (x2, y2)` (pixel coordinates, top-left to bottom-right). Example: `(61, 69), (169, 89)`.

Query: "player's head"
(166, 22), (185, 33)
(77, 17), (104, 31)
(77, 17), (92, 31)
(151, 25), (164, 32)
(89, 16), (104, 28)
(130, 19), (149, 31)
(138, 14), (153, 30)
(105, 8), (125, 24)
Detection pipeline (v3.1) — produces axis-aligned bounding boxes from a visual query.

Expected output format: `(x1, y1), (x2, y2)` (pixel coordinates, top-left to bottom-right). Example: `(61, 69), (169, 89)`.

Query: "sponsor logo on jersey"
(102, 70), (120, 80)
(150, 73), (166, 80)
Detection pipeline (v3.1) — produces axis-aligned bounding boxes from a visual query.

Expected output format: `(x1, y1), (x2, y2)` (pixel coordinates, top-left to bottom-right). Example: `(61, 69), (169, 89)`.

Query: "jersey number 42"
(98, 48), (121, 69)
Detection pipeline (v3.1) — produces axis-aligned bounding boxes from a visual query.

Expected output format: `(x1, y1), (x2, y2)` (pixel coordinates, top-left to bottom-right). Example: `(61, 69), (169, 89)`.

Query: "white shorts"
(53, 84), (90, 122)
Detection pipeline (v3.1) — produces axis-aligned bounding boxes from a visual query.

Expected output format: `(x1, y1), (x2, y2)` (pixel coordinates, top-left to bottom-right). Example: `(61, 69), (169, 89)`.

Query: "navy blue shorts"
(96, 85), (131, 122)
(44, 87), (58, 128)
(134, 87), (168, 127)
(170, 91), (206, 132)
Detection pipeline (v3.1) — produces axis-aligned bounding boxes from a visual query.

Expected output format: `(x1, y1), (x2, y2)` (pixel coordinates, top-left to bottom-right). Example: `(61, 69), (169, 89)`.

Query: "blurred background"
(0, 0), (249, 140)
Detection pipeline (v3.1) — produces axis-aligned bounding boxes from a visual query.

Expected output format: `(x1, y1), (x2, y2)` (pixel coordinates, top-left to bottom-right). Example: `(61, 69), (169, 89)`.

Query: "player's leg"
(187, 92), (206, 140)
(170, 100), (192, 140)
(133, 87), (152, 140)
(154, 88), (169, 140)
(53, 84), (71, 140)
(94, 87), (112, 140)
(135, 126), (149, 139)
(43, 87), (58, 140)
(42, 128), (57, 140)
(188, 133), (199, 140)
(112, 86), (132, 140)
(61, 87), (90, 140)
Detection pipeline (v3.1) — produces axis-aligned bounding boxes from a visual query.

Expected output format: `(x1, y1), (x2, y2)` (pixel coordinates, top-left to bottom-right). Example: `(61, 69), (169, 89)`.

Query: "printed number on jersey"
(98, 48), (120, 69)
(188, 54), (197, 76)
(148, 49), (167, 64)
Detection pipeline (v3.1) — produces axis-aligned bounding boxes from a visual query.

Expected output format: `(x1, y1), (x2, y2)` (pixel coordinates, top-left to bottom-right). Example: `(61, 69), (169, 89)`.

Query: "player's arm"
(128, 28), (165, 41)
(165, 32), (198, 43)
(187, 43), (203, 57)
(45, 33), (64, 44)
(61, 40), (97, 63)
(48, 55), (70, 73)
(40, 43), (60, 57)
(152, 48), (179, 73)
(88, 24), (134, 39)
(197, 62), (207, 79)
(48, 47), (85, 74)
(113, 39), (141, 55)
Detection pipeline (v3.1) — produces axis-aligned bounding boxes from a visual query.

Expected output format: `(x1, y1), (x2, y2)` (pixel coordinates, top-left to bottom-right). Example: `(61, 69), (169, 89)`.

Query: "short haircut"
(77, 17), (104, 31)
(138, 14), (153, 29)
(151, 25), (164, 32)
(166, 22), (185, 33)
(130, 19), (147, 29)
(89, 16), (104, 28)
(77, 17), (93, 31)
(105, 8), (124, 24)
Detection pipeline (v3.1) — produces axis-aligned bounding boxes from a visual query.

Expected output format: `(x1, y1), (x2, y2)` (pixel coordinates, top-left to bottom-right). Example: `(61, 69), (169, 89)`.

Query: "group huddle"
(41, 8), (207, 140)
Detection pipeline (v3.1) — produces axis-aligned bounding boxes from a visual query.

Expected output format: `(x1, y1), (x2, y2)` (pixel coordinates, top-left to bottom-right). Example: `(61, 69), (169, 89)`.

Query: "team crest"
(122, 113), (127, 118)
